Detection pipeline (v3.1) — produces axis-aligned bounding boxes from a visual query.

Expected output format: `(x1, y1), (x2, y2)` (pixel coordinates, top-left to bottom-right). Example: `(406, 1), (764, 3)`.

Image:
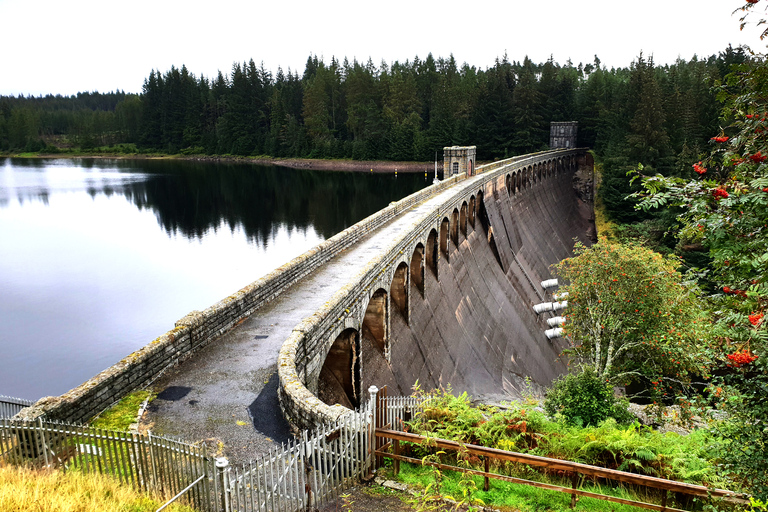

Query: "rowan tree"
(631, 2), (768, 495)
(553, 241), (711, 399)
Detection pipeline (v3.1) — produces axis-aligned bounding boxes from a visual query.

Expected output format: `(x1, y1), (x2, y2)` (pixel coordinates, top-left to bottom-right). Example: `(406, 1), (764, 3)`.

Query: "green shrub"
(544, 366), (633, 427)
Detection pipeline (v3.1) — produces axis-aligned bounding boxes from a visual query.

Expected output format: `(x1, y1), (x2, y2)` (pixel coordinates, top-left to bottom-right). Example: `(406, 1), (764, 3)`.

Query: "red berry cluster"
(693, 162), (707, 175)
(750, 152), (767, 163)
(723, 286), (747, 297)
(749, 313), (764, 326)
(727, 349), (758, 367)
(713, 188), (729, 200)
(711, 136), (729, 143)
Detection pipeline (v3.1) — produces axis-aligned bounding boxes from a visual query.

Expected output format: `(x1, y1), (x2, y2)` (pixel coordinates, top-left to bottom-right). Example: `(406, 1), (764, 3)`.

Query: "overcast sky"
(1, 0), (765, 97)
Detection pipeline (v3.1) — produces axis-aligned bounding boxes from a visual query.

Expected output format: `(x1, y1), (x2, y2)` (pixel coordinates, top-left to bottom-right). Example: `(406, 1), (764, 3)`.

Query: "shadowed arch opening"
(391, 262), (409, 324)
(440, 217), (450, 261)
(363, 288), (388, 359)
(426, 229), (438, 279)
(460, 202), (468, 237)
(451, 208), (459, 247)
(537, 164), (542, 182)
(478, 192), (490, 234)
(487, 227), (504, 272)
(468, 196), (476, 226)
(411, 243), (425, 297)
(505, 174), (512, 196)
(318, 328), (361, 408)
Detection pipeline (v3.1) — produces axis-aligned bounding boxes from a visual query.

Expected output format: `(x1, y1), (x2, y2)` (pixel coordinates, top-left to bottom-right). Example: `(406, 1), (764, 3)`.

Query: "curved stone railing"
(277, 148), (587, 429)
(15, 168), (474, 424)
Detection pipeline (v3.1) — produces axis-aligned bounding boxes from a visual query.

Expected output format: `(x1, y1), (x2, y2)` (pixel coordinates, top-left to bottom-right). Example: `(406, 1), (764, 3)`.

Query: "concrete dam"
(16, 147), (594, 453)
(279, 148), (595, 428)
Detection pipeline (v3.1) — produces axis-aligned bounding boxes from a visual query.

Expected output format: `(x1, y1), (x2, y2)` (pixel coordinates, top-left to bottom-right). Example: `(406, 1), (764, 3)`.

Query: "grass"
(390, 463), (689, 512)
(90, 390), (154, 431)
(0, 465), (195, 512)
(592, 162), (619, 239)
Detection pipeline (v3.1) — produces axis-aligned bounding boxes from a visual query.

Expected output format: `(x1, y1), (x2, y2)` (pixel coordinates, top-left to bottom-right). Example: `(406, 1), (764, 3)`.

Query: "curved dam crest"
(279, 149), (594, 428)
(14, 149), (592, 453)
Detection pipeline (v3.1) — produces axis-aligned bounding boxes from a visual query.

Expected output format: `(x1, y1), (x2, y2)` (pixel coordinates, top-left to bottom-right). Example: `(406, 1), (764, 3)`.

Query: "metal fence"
(0, 395), (34, 419)
(0, 418), (217, 511)
(223, 408), (371, 512)
(0, 393), (391, 512)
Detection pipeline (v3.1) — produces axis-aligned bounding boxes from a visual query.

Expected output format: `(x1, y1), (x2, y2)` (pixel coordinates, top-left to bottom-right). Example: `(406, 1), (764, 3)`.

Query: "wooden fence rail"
(3, 391), (747, 512)
(374, 428), (749, 512)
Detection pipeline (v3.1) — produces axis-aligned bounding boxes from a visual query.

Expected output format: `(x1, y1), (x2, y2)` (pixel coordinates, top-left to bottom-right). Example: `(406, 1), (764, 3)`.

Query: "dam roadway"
(144, 172), (489, 464)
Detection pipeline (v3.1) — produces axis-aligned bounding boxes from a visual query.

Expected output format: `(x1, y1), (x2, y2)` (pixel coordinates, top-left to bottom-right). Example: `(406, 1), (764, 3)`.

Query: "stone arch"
(426, 229), (438, 279)
(318, 327), (361, 408)
(410, 243), (425, 297)
(440, 217), (450, 262)
(537, 164), (542, 182)
(451, 208), (459, 247)
(468, 196), (476, 226)
(460, 202), (468, 237)
(391, 261), (409, 324)
(516, 171), (522, 192)
(505, 173), (512, 197)
(363, 288), (388, 360)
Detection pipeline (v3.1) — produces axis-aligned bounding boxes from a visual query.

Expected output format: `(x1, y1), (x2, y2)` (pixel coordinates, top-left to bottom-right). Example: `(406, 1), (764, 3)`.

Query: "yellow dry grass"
(0, 465), (195, 512)
(592, 162), (618, 239)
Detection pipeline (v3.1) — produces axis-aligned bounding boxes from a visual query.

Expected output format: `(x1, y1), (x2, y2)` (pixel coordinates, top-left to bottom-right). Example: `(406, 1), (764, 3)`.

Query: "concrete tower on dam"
(280, 148), (596, 428)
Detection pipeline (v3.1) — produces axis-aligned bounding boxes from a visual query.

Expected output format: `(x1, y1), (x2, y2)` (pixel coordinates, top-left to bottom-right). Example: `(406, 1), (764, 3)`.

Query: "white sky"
(1, 0), (765, 97)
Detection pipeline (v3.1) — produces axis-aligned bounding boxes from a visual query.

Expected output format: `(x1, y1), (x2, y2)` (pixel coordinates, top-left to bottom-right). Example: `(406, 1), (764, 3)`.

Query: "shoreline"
(2, 152), (438, 173)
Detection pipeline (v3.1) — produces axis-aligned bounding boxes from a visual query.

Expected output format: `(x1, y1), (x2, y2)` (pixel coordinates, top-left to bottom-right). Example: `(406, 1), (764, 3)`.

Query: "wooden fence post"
(394, 439), (400, 476)
(570, 472), (578, 509)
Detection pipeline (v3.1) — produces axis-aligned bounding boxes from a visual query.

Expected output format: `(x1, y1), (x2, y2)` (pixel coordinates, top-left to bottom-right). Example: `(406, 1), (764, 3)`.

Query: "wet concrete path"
(144, 178), (474, 465)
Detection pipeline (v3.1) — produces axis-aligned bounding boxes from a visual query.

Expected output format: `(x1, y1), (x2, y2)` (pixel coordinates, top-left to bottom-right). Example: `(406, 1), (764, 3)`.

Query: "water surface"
(0, 158), (428, 400)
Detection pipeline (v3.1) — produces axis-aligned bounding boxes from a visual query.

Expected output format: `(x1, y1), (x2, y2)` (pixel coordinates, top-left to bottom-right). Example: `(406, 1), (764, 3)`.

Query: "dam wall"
(278, 149), (594, 429)
(16, 172), (471, 424)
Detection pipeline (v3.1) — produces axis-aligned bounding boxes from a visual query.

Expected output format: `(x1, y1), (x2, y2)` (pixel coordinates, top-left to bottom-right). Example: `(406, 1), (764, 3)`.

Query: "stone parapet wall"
(16, 171), (469, 424)
(278, 149), (588, 429)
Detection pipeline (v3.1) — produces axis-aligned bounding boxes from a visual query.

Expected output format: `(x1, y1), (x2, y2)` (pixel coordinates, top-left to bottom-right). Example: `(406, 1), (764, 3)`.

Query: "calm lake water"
(0, 158), (429, 400)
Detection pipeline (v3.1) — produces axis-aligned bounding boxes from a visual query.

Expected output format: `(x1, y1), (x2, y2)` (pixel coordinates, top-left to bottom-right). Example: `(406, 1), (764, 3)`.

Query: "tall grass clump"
(0, 464), (195, 512)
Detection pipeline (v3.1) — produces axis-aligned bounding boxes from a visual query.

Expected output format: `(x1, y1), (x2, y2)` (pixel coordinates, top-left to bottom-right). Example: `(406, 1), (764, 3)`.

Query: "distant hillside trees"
(0, 48), (747, 182)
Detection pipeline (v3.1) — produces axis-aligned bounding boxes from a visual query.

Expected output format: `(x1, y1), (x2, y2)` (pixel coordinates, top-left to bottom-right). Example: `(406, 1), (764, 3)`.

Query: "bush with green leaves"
(403, 389), (724, 485)
(543, 366), (633, 427)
